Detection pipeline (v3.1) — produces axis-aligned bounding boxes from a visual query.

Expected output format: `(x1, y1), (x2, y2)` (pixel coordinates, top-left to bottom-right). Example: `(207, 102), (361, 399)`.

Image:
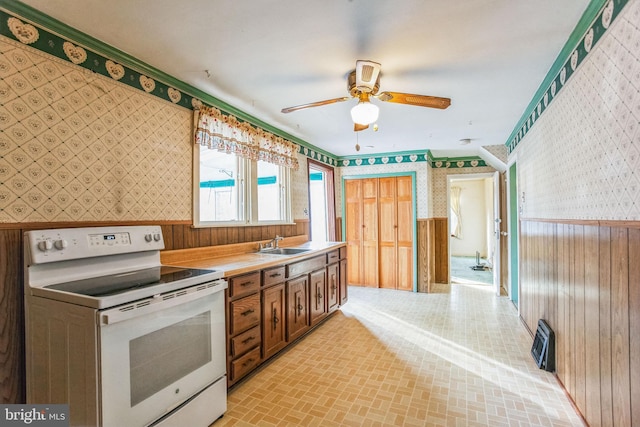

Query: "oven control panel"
(25, 226), (165, 264)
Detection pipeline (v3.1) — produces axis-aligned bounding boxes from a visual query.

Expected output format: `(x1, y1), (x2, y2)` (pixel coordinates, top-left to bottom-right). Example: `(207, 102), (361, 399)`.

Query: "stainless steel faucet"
(259, 235), (284, 250)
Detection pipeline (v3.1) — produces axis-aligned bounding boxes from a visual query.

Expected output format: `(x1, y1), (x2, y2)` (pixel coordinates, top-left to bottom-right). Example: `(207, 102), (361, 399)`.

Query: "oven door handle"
(99, 280), (227, 326)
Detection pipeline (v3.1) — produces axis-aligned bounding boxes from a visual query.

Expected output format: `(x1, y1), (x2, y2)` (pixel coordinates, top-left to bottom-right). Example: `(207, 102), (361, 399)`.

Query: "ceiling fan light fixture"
(351, 100), (379, 125)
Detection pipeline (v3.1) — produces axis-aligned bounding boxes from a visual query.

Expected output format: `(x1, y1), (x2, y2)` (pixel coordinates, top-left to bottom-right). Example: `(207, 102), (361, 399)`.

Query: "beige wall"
(0, 36), (310, 224)
(512, 0), (640, 221)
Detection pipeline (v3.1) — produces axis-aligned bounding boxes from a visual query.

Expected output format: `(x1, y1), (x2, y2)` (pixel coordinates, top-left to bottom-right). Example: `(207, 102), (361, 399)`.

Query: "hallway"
(214, 284), (582, 426)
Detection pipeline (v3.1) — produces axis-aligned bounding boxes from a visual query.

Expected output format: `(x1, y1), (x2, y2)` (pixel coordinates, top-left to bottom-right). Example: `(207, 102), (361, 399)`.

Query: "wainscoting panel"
(433, 217), (449, 284)
(417, 219), (434, 293)
(519, 219), (640, 426)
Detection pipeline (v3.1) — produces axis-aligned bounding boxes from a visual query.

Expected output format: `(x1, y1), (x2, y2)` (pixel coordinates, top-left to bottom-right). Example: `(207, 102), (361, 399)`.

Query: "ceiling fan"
(281, 60), (451, 131)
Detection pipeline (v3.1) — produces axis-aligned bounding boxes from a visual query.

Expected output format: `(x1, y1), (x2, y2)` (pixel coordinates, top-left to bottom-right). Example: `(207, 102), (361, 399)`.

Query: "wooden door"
(361, 178), (379, 287)
(396, 175), (414, 291)
(339, 259), (348, 304)
(345, 179), (362, 285)
(262, 284), (286, 359)
(378, 177), (397, 289)
(286, 276), (309, 342)
(326, 263), (339, 312)
(309, 269), (326, 326)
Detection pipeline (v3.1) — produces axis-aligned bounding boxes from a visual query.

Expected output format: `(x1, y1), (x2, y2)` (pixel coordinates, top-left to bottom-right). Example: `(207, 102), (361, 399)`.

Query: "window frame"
(193, 146), (293, 227)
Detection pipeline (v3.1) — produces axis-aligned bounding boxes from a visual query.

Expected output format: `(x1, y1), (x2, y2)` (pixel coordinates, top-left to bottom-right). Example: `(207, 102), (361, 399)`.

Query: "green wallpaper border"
(337, 149), (487, 169)
(506, 0), (628, 154)
(0, 0), (338, 166)
(1, 0), (537, 169)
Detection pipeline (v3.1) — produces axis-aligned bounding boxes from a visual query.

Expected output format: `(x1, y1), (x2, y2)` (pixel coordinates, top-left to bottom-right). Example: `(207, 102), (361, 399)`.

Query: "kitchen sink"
(259, 248), (311, 255)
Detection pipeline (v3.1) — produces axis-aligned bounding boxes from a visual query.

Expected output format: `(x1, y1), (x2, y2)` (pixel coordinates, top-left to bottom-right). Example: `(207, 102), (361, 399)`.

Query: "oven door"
(98, 281), (226, 427)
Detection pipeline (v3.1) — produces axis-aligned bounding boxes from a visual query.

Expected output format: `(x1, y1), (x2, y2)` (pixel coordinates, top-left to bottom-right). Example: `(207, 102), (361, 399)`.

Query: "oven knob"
(54, 239), (68, 250)
(37, 240), (53, 251)
(153, 233), (161, 242)
(145, 234), (153, 242)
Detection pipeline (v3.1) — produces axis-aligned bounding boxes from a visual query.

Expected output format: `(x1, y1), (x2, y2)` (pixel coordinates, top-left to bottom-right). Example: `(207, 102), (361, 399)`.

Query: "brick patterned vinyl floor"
(212, 284), (584, 426)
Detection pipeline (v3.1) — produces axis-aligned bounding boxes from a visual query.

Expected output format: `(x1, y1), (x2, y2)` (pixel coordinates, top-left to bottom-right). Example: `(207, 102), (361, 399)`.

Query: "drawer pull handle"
(242, 358), (255, 367)
(240, 281), (253, 287)
(241, 309), (255, 316)
(269, 272), (281, 278)
(242, 336), (256, 344)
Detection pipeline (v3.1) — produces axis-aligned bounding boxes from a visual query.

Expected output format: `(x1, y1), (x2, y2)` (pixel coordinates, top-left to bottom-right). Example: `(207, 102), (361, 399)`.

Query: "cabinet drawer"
(230, 347), (261, 382)
(327, 250), (339, 264)
(262, 266), (285, 287)
(287, 255), (325, 278)
(230, 293), (260, 334)
(229, 271), (260, 298)
(230, 325), (261, 357)
(339, 246), (347, 259)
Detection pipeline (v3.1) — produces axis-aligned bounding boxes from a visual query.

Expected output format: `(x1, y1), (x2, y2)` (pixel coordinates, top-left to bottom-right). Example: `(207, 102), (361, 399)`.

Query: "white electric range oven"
(24, 226), (227, 427)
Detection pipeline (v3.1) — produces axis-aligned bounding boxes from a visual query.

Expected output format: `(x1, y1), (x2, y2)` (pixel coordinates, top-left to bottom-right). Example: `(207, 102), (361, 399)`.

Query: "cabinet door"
(326, 263), (339, 313)
(262, 284), (286, 359)
(309, 269), (326, 326)
(339, 259), (348, 305)
(286, 275), (309, 342)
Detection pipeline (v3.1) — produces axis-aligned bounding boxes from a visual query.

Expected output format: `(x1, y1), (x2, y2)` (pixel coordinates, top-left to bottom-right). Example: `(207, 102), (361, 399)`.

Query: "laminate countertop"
(161, 240), (346, 278)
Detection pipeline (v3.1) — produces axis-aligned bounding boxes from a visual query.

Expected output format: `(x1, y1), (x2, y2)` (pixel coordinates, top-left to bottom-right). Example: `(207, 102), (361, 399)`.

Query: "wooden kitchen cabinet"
(262, 283), (286, 359)
(286, 274), (309, 342)
(226, 271), (262, 386)
(339, 259), (348, 305)
(229, 293), (260, 335)
(224, 246), (348, 389)
(326, 261), (339, 314)
(309, 269), (326, 327)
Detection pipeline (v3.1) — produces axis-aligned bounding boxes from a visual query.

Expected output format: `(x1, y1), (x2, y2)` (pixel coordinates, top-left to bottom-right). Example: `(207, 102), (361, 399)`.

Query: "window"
(195, 145), (291, 226)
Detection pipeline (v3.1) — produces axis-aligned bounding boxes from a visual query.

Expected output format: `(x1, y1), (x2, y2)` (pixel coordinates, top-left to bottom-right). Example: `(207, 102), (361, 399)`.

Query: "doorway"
(307, 159), (336, 242)
(448, 173), (502, 295)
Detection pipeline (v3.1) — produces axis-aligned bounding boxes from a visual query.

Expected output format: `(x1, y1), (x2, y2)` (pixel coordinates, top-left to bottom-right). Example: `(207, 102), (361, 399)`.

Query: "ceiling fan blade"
(281, 97), (351, 113)
(355, 60), (381, 93)
(376, 92), (451, 109)
(354, 123), (369, 132)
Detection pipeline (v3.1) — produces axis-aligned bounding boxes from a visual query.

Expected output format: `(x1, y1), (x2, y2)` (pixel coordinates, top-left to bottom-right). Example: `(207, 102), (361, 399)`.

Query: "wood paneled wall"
(0, 220), (309, 404)
(520, 219), (640, 426)
(433, 218), (449, 284)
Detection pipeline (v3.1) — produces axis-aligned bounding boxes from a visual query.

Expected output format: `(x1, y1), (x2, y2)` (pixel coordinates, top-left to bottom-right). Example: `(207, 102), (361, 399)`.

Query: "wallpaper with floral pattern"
(514, 0), (640, 220)
(0, 37), (193, 222)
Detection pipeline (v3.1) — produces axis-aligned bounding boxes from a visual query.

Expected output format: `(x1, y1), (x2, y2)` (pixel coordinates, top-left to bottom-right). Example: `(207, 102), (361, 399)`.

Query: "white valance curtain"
(194, 106), (300, 170)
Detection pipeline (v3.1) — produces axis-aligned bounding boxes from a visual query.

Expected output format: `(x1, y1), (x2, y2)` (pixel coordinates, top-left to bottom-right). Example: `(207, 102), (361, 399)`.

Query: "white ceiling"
(18, 0), (590, 158)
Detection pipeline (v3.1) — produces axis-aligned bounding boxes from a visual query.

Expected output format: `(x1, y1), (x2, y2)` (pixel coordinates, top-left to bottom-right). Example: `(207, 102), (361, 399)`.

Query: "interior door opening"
(308, 160), (335, 242)
(448, 173), (503, 295)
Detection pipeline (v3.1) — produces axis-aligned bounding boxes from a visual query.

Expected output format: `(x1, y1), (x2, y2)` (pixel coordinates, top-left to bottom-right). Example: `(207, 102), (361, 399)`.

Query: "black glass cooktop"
(45, 266), (219, 298)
